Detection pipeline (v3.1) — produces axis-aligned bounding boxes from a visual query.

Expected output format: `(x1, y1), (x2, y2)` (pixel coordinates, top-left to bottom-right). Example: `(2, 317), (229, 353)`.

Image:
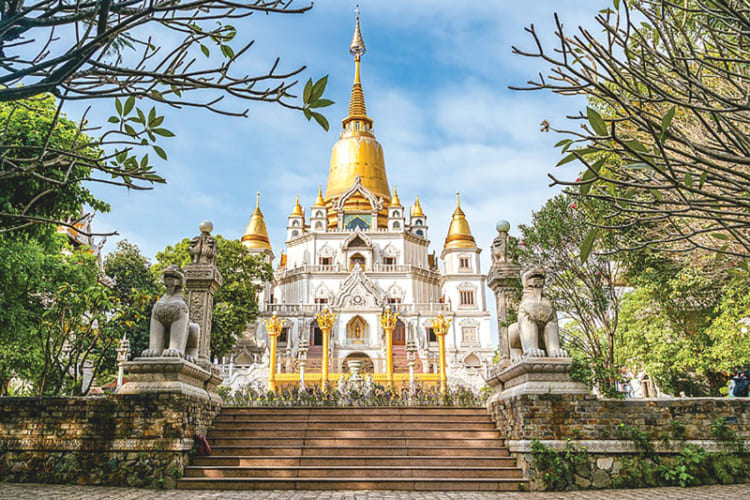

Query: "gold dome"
(324, 13), (391, 207)
(391, 186), (402, 207)
(290, 195), (304, 217)
(444, 193), (476, 250)
(313, 186), (326, 207)
(242, 193), (272, 251)
(411, 195), (425, 217)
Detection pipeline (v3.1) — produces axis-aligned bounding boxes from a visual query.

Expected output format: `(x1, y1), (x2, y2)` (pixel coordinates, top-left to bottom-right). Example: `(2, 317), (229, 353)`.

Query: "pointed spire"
(313, 185), (326, 207)
(444, 192), (476, 250)
(391, 186), (402, 207)
(411, 195), (425, 217)
(344, 10), (371, 126)
(290, 195), (304, 217)
(242, 192), (272, 251)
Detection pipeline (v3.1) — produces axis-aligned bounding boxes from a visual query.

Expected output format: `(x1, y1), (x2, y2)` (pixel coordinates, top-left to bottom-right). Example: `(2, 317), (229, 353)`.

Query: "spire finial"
(350, 6), (366, 61)
(256, 192), (260, 209)
(456, 192), (461, 208)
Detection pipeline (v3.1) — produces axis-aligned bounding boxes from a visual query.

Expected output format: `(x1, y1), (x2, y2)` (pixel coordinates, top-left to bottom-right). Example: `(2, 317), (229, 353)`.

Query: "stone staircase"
(178, 407), (526, 491)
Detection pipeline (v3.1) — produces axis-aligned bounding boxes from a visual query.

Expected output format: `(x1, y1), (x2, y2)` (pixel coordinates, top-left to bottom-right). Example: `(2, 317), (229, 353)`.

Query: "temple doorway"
(393, 319), (406, 346)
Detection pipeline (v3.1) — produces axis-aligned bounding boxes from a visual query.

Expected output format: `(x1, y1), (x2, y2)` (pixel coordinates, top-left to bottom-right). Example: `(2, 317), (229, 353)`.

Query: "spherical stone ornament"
(496, 219), (511, 233)
(199, 220), (213, 233)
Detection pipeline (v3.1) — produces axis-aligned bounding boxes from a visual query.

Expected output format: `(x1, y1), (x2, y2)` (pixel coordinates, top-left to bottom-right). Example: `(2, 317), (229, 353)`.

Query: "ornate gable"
(332, 175), (384, 212)
(335, 264), (383, 309)
(342, 229), (372, 249)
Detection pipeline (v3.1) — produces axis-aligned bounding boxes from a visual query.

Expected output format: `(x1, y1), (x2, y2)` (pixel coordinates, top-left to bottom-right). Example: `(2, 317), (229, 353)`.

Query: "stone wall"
(488, 394), (750, 490)
(0, 394), (220, 488)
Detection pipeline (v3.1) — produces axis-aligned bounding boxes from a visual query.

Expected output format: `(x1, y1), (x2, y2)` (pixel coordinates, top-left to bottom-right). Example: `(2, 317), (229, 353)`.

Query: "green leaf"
(303, 79), (313, 104)
(613, 0), (620, 9)
(308, 98), (335, 109)
(684, 172), (693, 187)
(200, 44), (209, 57)
(659, 106), (676, 140)
(153, 145), (167, 160)
(150, 116), (164, 128)
(699, 171), (708, 189)
(123, 96), (135, 116)
(311, 111), (329, 131)
(140, 154), (149, 169)
(311, 76), (328, 101)
(557, 152), (579, 167)
(624, 140), (648, 153)
(220, 44), (235, 59)
(625, 162), (652, 170)
(303, 108), (312, 120)
(152, 128), (175, 137)
(115, 150), (127, 163)
(554, 139), (573, 148)
(115, 98), (123, 116)
(580, 227), (598, 263)
(587, 107), (608, 136)
(148, 107), (156, 126)
(124, 124), (136, 136)
(711, 232), (729, 241)
(579, 158), (605, 195)
(107, 116), (119, 124)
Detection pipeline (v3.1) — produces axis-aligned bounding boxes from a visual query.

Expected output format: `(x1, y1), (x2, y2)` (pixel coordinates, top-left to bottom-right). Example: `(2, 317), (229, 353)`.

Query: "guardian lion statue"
(141, 265), (199, 362)
(508, 266), (567, 360)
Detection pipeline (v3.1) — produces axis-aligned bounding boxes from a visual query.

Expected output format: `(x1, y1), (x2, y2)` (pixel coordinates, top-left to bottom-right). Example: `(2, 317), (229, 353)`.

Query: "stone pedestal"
(120, 358), (223, 404)
(486, 357), (589, 402)
(487, 223), (520, 368)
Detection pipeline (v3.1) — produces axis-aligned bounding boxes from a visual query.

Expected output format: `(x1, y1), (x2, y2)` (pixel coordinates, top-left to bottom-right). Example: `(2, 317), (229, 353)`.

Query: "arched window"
(393, 211), (400, 218)
(349, 253), (366, 270)
(415, 219), (424, 226)
(393, 319), (406, 346)
(291, 230), (299, 238)
(309, 320), (322, 346)
(416, 229), (424, 237)
(393, 221), (400, 229)
(292, 220), (300, 226)
(315, 210), (323, 218)
(315, 222), (323, 230)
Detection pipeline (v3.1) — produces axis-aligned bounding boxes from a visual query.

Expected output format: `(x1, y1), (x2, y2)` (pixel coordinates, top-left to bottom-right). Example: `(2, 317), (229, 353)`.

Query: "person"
(731, 370), (749, 397)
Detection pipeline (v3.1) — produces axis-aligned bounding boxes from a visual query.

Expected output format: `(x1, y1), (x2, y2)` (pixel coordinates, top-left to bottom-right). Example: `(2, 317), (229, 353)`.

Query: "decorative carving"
(332, 175), (384, 212)
(335, 264), (383, 308)
(142, 265), (199, 362)
(508, 267), (567, 359)
(189, 221), (218, 265)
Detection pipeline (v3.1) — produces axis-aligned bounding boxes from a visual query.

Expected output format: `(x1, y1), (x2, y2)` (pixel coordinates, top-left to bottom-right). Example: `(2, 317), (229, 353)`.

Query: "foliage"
(218, 380), (489, 407)
(0, 1), (333, 235)
(518, 194), (623, 394)
(154, 236), (273, 359)
(103, 240), (161, 359)
(530, 439), (589, 491)
(0, 95), (110, 239)
(514, 0), (750, 258)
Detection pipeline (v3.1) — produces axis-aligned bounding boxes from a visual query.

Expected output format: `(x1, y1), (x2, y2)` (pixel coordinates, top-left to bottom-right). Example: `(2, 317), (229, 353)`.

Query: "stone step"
(214, 414), (491, 423)
(211, 421), (497, 431)
(208, 429), (500, 439)
(208, 437), (505, 448)
(208, 446), (510, 457)
(190, 455), (518, 468)
(177, 477), (527, 491)
(220, 407), (485, 414)
(184, 466), (523, 479)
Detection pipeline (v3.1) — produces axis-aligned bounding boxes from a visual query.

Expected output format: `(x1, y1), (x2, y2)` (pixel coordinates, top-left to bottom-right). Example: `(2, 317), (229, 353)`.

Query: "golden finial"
(391, 186), (402, 207)
(379, 308), (399, 330)
(242, 192), (272, 251)
(290, 195), (304, 217)
(444, 192), (476, 250)
(411, 195), (425, 217)
(316, 308), (337, 330)
(313, 185), (325, 207)
(428, 314), (452, 336)
(264, 314), (286, 337)
(350, 6), (366, 61)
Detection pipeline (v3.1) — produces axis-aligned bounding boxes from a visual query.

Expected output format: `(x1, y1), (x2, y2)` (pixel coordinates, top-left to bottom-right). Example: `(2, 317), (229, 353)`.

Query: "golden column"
(263, 314), (286, 392)
(379, 308), (399, 388)
(429, 314), (452, 393)
(316, 309), (336, 388)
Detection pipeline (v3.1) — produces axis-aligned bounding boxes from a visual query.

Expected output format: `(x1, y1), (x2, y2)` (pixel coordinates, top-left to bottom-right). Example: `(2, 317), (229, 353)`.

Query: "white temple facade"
(228, 15), (494, 390)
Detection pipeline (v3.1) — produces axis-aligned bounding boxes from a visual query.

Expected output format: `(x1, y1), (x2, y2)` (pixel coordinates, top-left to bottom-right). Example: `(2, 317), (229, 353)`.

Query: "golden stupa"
(241, 193), (272, 251)
(324, 12), (391, 223)
(444, 193), (477, 250)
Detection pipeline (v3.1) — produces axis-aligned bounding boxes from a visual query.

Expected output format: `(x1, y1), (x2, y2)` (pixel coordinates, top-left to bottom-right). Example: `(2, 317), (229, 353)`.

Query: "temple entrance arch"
(309, 320), (323, 346)
(346, 315), (368, 344)
(393, 319), (406, 346)
(343, 352), (374, 374)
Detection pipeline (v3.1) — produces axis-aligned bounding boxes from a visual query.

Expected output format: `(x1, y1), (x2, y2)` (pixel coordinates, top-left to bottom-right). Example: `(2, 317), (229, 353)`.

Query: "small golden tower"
(242, 193), (273, 255)
(443, 192), (477, 250)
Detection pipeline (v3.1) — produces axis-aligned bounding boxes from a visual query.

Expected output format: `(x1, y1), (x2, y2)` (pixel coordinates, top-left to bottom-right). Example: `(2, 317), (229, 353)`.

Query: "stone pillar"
(429, 314), (451, 394)
(184, 221), (223, 369)
(379, 308), (398, 388)
(487, 220), (520, 367)
(316, 309), (336, 388)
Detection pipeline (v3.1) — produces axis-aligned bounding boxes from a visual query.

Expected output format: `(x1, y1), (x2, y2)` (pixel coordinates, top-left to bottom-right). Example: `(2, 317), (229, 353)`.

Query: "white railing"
(277, 263), (435, 279)
(262, 302), (451, 315)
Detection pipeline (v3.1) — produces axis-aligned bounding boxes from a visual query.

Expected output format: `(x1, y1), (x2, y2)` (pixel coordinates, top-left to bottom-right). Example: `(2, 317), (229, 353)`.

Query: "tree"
(154, 236), (272, 359)
(513, 0), (750, 258)
(103, 240), (161, 359)
(518, 194), (624, 395)
(1, 0), (333, 235)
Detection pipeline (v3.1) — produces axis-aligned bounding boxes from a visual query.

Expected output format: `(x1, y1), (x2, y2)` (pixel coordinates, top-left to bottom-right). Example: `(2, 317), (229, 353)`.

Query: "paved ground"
(1, 483), (748, 499)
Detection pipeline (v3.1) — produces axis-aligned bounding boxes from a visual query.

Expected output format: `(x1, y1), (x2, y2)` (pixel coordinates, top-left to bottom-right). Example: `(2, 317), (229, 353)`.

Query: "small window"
(462, 327), (478, 344)
(291, 230), (299, 238)
(279, 327), (289, 343)
(416, 229), (424, 237)
(292, 220), (300, 227)
(314, 297), (328, 304)
(383, 257), (396, 266)
(315, 211), (323, 218)
(415, 219), (424, 226)
(427, 327), (437, 342)
(392, 222), (400, 229)
(387, 297), (401, 304)
(393, 211), (400, 218)
(460, 290), (475, 306)
(459, 257), (470, 269)
(319, 257), (332, 266)
(315, 222), (323, 230)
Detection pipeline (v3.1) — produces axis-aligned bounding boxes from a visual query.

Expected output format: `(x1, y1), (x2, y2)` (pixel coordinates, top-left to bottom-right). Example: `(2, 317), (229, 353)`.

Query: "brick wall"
(0, 394), (220, 488)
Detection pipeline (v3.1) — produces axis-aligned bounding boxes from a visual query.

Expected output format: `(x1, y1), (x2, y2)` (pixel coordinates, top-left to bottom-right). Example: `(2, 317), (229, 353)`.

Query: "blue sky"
(78, 1), (607, 265)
